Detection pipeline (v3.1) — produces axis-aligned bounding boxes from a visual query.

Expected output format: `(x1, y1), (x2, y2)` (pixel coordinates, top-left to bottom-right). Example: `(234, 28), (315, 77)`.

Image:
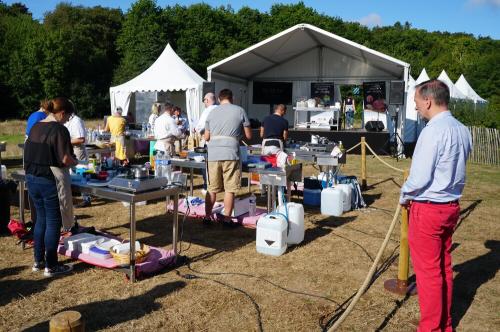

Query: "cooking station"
(12, 170), (183, 282)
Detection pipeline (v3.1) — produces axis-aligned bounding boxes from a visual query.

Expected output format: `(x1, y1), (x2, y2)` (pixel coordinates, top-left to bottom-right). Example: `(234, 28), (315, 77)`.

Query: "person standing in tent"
(64, 105), (92, 208)
(173, 106), (189, 152)
(24, 97), (77, 277)
(400, 79), (472, 332)
(203, 89), (252, 226)
(260, 104), (288, 155)
(343, 94), (355, 129)
(148, 103), (161, 166)
(104, 107), (128, 164)
(154, 103), (181, 157)
(195, 92), (217, 145)
(194, 92), (217, 192)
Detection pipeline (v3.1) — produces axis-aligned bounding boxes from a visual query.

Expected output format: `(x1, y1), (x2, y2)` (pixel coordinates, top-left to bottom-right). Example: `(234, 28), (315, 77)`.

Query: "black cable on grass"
(175, 270), (263, 332)
(186, 261), (340, 306)
(319, 246), (400, 331)
(331, 233), (375, 262)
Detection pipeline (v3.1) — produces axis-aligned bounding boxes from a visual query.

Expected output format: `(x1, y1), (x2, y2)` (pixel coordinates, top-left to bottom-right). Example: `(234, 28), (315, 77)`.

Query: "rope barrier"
(363, 142), (405, 173)
(328, 204), (402, 331)
(345, 142), (362, 153)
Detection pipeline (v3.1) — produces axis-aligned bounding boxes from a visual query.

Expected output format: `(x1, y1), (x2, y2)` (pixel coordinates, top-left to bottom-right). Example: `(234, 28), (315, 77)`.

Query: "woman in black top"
(24, 97), (78, 277)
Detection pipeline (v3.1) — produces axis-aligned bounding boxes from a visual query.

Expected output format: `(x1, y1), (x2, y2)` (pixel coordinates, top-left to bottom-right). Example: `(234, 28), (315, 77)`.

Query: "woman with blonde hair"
(104, 107), (127, 163)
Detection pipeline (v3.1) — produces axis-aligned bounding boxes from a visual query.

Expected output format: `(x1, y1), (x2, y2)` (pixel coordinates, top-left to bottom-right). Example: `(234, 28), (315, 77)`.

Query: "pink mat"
(58, 242), (177, 277)
(167, 199), (267, 228)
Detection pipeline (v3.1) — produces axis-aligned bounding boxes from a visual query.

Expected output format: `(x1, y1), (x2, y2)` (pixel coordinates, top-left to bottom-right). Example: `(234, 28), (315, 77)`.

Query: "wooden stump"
(49, 310), (85, 332)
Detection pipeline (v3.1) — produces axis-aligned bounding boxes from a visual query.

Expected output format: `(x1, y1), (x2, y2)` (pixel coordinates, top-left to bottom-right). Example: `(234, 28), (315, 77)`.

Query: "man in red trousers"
(400, 79), (472, 331)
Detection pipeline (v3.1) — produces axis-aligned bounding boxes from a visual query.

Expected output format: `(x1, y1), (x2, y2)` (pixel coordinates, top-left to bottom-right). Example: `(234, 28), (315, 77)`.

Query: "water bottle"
(147, 123), (152, 136)
(142, 122), (147, 137)
(338, 140), (344, 153)
(249, 193), (257, 216)
(164, 154), (172, 183)
(154, 153), (162, 178)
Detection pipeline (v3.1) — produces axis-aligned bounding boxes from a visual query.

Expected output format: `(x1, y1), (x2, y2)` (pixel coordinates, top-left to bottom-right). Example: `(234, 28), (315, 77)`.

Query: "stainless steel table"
(11, 171), (182, 282)
(170, 158), (205, 196)
(249, 164), (303, 212)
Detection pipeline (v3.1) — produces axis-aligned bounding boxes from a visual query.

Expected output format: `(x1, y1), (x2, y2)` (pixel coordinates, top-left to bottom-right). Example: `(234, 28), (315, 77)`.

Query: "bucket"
(335, 184), (353, 211)
(321, 187), (343, 216)
(303, 188), (321, 206)
(256, 213), (288, 256)
(277, 203), (304, 244)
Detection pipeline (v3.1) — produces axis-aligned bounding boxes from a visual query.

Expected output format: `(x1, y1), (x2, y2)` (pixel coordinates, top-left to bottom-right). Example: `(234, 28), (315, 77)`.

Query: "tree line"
(0, 0), (498, 127)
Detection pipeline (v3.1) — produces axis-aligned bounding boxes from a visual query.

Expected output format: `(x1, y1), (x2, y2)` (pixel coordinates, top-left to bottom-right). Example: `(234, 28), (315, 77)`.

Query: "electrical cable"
(326, 204), (401, 331)
(175, 269), (264, 332)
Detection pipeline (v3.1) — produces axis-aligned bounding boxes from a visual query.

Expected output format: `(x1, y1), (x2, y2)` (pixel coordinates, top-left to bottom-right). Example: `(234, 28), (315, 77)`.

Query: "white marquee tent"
(207, 23), (410, 132)
(415, 68), (430, 84)
(437, 70), (467, 100)
(109, 44), (204, 129)
(455, 74), (487, 103)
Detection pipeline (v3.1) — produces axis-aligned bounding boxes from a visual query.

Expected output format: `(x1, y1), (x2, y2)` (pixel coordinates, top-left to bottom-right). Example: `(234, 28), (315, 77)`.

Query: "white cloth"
(64, 114), (87, 161)
(50, 166), (74, 230)
(195, 104), (217, 133)
(154, 113), (180, 152)
(148, 113), (158, 128)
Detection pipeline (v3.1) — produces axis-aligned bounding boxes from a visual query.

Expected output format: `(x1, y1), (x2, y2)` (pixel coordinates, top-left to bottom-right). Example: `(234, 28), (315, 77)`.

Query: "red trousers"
(409, 201), (460, 332)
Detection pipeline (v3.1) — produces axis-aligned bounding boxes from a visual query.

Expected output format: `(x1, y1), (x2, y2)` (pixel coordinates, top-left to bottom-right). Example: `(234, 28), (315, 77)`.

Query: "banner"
(311, 82), (334, 106)
(363, 81), (386, 112)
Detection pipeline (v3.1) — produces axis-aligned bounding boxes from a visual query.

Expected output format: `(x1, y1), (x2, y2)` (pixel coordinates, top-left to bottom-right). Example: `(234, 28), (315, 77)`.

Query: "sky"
(4, 0), (500, 39)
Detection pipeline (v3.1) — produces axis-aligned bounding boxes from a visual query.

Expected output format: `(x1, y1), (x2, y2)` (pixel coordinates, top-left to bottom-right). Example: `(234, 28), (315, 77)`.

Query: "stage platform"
(249, 128), (390, 155)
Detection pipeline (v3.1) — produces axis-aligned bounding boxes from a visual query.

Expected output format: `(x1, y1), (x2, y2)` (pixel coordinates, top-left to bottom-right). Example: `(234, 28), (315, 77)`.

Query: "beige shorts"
(207, 160), (241, 193)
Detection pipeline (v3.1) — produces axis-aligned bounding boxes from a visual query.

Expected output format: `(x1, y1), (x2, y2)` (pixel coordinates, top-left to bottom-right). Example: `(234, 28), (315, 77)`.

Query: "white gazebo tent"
(402, 75), (417, 142)
(415, 68), (430, 84)
(404, 68), (430, 141)
(455, 74), (487, 103)
(207, 23), (410, 136)
(110, 44), (205, 130)
(437, 70), (467, 100)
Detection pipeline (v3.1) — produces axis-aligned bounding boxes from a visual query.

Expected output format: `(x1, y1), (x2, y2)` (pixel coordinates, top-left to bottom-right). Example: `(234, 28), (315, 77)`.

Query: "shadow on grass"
(102, 212), (256, 254)
(365, 177), (402, 190)
(454, 199), (482, 231)
(0, 262), (91, 308)
(23, 281), (186, 331)
(452, 239), (499, 328)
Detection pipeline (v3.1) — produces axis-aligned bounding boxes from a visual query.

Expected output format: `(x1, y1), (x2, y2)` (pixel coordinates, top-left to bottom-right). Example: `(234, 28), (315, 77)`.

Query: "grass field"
(0, 120), (498, 331)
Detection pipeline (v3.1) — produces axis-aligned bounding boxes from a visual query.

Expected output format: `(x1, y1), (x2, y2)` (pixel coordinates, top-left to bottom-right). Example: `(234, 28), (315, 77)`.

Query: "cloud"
(467, 0), (500, 8)
(358, 13), (382, 28)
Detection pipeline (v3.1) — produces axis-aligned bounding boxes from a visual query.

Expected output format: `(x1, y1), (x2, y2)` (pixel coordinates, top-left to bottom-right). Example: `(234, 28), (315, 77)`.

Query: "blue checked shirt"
(400, 111), (472, 204)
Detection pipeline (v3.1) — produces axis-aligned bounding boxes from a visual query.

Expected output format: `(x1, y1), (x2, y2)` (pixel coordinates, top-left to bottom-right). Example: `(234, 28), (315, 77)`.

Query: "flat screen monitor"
(253, 81), (293, 105)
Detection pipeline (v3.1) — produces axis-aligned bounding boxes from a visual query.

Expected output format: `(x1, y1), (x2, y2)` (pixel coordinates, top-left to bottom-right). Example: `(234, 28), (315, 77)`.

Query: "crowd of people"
(22, 82), (473, 332)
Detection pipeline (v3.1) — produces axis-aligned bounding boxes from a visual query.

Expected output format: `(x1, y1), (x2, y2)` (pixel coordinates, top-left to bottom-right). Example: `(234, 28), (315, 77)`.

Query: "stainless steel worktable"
(170, 158), (206, 197)
(11, 171), (182, 282)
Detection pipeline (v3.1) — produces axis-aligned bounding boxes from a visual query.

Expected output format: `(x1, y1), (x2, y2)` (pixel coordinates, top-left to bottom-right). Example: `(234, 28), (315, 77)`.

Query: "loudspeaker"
(365, 121), (385, 132)
(389, 81), (405, 105)
(202, 82), (215, 98)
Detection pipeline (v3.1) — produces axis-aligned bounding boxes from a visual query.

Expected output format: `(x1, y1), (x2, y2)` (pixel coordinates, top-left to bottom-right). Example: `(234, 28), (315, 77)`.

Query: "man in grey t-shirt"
(204, 89), (252, 225)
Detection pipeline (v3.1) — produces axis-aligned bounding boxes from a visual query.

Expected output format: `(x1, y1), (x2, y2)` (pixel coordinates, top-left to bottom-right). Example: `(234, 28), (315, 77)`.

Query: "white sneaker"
(32, 261), (45, 272)
(44, 264), (73, 277)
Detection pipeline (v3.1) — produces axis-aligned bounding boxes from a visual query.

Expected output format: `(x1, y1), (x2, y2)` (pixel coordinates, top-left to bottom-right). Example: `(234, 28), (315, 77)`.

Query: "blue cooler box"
(303, 188), (321, 206)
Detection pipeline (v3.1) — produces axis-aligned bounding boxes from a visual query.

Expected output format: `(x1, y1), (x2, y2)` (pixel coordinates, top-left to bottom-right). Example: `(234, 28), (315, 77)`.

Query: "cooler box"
(303, 188), (321, 206)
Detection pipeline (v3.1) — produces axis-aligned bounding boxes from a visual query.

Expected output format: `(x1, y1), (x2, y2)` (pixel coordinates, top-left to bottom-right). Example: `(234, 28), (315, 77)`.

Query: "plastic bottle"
(338, 140), (345, 153)
(164, 154), (172, 183)
(154, 153), (162, 178)
(248, 193), (257, 216)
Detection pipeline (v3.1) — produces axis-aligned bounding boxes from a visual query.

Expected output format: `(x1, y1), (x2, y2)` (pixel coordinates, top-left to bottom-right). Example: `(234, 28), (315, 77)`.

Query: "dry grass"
(0, 152), (499, 331)
(0, 119), (103, 158)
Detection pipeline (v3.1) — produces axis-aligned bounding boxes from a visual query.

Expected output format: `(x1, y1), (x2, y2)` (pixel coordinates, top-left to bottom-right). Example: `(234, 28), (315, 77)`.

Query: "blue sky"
(5, 0), (500, 39)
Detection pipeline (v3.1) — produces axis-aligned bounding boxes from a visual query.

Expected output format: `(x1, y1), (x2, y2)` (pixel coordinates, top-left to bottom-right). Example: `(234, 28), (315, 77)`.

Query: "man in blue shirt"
(260, 104), (288, 155)
(400, 79), (472, 332)
(25, 100), (49, 137)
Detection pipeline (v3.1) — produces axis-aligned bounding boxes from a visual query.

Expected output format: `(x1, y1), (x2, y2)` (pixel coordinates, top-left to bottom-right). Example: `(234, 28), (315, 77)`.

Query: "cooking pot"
(132, 166), (148, 179)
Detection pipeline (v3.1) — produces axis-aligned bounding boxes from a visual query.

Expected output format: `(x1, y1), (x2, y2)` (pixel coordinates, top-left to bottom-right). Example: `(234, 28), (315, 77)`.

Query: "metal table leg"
(19, 180), (25, 224)
(267, 184), (272, 212)
(190, 168), (194, 196)
(173, 194), (179, 255)
(129, 202), (136, 282)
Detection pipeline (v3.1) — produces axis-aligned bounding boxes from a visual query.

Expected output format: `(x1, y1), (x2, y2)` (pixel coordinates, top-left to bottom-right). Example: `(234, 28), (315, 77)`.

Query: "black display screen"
(253, 81), (293, 105)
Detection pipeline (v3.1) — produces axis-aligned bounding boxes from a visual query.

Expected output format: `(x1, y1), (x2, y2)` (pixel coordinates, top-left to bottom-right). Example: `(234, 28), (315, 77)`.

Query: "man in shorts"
(204, 89), (252, 225)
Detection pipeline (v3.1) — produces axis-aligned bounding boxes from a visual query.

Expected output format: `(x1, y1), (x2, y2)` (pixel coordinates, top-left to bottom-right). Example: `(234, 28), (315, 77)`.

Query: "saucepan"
(132, 166), (149, 179)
